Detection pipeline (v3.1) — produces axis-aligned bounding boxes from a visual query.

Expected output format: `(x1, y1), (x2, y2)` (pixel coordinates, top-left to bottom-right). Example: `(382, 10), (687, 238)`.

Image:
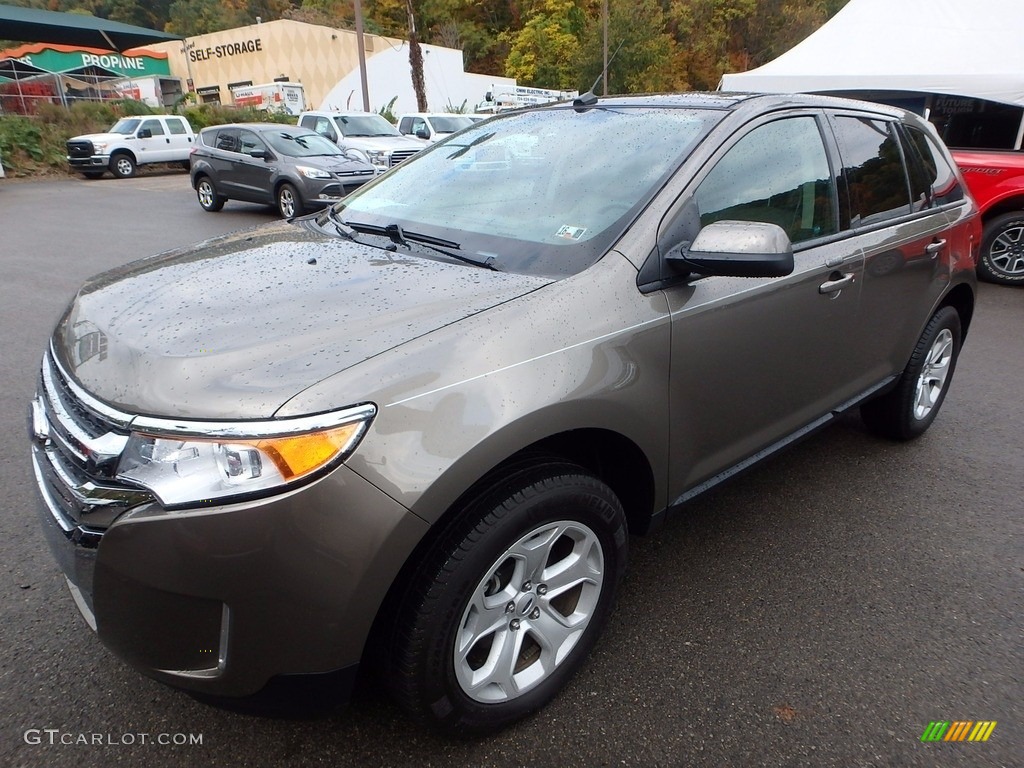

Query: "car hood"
(298, 155), (375, 175)
(69, 132), (124, 144)
(54, 220), (551, 419)
(341, 135), (425, 152)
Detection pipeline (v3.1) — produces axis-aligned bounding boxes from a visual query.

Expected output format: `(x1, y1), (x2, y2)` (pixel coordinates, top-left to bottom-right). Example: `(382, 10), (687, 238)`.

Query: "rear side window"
(902, 126), (964, 208)
(832, 117), (910, 226)
(166, 118), (188, 135)
(215, 129), (239, 153)
(139, 119), (165, 137)
(695, 116), (837, 244)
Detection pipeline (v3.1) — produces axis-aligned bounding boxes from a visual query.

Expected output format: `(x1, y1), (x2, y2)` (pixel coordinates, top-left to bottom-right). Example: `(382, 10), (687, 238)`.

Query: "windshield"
(264, 130), (345, 157)
(430, 115), (474, 134)
(331, 106), (722, 277)
(338, 114), (401, 137)
(110, 118), (142, 135)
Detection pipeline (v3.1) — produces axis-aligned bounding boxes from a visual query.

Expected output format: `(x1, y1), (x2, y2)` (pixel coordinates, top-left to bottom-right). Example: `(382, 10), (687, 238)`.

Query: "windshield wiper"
(347, 220), (499, 271)
(325, 208), (361, 242)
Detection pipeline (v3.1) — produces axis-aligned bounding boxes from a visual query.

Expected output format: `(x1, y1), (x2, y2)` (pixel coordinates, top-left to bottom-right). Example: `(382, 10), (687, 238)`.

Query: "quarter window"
(902, 126), (964, 207)
(833, 117), (910, 226)
(695, 117), (837, 244)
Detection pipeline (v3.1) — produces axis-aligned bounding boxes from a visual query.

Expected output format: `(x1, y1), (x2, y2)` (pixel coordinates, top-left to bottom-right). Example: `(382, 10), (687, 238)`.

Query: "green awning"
(0, 4), (181, 52)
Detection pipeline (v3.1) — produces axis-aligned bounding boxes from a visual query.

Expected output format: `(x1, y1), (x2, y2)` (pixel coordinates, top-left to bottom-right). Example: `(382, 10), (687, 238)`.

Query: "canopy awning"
(720, 0), (1024, 108)
(0, 4), (180, 52)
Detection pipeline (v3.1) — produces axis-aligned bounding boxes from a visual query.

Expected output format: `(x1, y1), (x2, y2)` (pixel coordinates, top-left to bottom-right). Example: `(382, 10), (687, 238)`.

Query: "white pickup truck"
(297, 111), (423, 173)
(66, 115), (196, 179)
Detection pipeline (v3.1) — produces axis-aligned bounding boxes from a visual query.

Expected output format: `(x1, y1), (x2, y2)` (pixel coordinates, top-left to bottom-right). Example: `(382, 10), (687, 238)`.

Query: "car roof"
(199, 123), (319, 134)
(534, 91), (908, 119)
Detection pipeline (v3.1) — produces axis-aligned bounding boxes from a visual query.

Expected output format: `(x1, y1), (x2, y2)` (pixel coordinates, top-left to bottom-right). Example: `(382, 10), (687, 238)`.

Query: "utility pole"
(602, 0), (608, 95)
(354, 0), (370, 111)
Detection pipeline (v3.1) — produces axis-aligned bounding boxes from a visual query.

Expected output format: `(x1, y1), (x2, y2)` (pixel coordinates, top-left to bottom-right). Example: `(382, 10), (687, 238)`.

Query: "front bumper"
(67, 155), (111, 169)
(30, 370), (429, 696)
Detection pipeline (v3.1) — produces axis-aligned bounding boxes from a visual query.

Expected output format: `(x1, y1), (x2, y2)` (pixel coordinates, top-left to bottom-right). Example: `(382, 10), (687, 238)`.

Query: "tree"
(577, 0), (684, 93)
(502, 0), (584, 89)
(166, 0), (244, 36)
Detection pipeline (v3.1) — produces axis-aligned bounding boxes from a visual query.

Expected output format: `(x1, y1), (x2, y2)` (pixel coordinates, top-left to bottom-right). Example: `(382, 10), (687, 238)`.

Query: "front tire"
(110, 153), (136, 178)
(388, 462), (627, 733)
(861, 306), (962, 440)
(978, 212), (1024, 285)
(276, 183), (303, 218)
(82, 171), (105, 180)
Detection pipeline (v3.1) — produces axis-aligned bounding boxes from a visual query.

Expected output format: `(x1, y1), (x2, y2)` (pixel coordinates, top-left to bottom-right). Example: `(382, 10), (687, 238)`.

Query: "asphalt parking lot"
(0, 172), (1021, 768)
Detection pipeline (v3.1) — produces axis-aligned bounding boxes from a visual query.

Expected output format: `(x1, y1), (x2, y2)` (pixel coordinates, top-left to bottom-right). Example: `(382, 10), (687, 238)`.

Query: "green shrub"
(0, 98), (293, 177)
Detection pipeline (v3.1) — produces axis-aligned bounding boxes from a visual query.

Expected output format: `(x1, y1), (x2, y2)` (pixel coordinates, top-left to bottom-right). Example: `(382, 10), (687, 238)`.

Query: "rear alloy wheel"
(276, 183), (304, 218)
(195, 177), (225, 212)
(861, 306), (962, 440)
(978, 212), (1024, 285)
(388, 462), (627, 733)
(110, 153), (136, 178)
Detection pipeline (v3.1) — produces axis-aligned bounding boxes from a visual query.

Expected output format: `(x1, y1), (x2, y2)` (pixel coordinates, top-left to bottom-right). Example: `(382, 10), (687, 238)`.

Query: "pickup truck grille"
(31, 350), (152, 535)
(66, 140), (95, 159)
(389, 149), (420, 168)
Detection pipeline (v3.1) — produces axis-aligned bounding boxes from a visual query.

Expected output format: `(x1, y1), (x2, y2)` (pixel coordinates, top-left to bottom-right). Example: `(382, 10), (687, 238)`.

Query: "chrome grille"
(388, 149), (420, 167)
(32, 349), (153, 533)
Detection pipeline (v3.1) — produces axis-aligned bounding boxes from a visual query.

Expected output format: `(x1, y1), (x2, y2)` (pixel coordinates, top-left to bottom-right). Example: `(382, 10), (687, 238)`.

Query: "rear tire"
(387, 461), (627, 734)
(978, 212), (1024, 285)
(195, 177), (225, 212)
(861, 306), (962, 440)
(277, 183), (303, 218)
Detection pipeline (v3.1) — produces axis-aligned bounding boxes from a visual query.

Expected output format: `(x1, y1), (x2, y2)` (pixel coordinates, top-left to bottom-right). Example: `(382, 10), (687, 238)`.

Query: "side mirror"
(415, 127), (430, 140)
(137, 128), (152, 139)
(249, 148), (268, 159)
(668, 220), (794, 278)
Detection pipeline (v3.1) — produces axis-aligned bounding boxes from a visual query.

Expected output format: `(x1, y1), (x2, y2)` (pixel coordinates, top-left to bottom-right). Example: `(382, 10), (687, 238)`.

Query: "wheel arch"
(109, 148), (137, 163)
(362, 425), (657, 673)
(980, 195), (1024, 223)
(938, 282), (975, 340)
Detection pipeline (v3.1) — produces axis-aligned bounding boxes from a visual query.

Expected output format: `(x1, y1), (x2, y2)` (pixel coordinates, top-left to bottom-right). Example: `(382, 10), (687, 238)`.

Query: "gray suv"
(189, 123), (375, 217)
(30, 93), (978, 733)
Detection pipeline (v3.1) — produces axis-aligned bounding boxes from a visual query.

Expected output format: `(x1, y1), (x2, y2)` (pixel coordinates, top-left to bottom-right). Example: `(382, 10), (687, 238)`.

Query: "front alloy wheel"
(387, 461), (627, 733)
(110, 153), (136, 178)
(454, 520), (605, 703)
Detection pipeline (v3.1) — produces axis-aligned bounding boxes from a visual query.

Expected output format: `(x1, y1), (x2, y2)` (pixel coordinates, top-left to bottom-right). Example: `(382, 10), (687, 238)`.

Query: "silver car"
(30, 93), (979, 733)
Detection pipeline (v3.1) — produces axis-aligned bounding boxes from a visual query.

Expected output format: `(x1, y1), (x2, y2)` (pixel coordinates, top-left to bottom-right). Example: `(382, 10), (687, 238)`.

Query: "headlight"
(296, 165), (332, 179)
(365, 150), (387, 168)
(92, 142), (107, 152)
(115, 404), (375, 507)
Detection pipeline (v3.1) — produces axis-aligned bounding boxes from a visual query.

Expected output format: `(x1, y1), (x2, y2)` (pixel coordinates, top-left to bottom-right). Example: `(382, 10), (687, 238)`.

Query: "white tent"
(720, 0), (1024, 108)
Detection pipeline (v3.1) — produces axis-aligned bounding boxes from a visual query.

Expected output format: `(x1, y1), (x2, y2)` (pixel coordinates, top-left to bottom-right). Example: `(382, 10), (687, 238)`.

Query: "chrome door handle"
(819, 272), (855, 294)
(925, 239), (947, 258)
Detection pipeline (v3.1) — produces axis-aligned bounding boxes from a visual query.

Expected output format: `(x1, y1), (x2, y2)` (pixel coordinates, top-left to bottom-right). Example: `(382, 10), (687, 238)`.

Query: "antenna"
(574, 40), (625, 112)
